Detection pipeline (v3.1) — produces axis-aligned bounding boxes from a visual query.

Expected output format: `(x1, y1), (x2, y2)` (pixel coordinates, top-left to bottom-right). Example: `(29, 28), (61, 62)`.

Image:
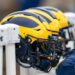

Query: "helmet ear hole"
(36, 29), (41, 31)
(23, 33), (25, 34)
(58, 18), (60, 21)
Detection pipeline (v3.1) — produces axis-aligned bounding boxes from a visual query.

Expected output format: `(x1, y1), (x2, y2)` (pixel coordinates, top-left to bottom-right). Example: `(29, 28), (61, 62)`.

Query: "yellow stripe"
(55, 58), (64, 75)
(26, 9), (54, 21)
(56, 58), (64, 69)
(0, 14), (43, 25)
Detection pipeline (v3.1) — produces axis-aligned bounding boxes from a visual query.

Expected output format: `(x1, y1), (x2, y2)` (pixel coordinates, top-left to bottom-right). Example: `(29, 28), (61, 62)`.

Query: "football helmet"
(42, 7), (69, 28)
(25, 8), (71, 63)
(40, 7), (74, 41)
(25, 8), (61, 35)
(25, 8), (75, 58)
(0, 11), (62, 72)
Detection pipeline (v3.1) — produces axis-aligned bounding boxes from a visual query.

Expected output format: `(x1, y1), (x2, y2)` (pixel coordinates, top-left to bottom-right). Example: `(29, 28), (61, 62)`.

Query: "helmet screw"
(19, 45), (21, 48)
(57, 56), (60, 58)
(37, 47), (39, 51)
(50, 53), (52, 56)
(28, 39), (31, 42)
(27, 57), (30, 61)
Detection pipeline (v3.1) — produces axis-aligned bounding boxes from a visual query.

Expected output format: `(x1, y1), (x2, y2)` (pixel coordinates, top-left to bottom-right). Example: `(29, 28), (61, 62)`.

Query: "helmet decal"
(3, 17), (38, 28)
(5, 11), (45, 23)
(31, 8), (56, 19)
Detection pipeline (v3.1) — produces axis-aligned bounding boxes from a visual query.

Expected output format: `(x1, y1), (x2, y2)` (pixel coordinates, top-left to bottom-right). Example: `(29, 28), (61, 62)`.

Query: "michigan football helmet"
(25, 8), (69, 43)
(40, 7), (75, 41)
(25, 8), (75, 57)
(25, 8), (61, 35)
(0, 11), (63, 72)
(41, 7), (69, 28)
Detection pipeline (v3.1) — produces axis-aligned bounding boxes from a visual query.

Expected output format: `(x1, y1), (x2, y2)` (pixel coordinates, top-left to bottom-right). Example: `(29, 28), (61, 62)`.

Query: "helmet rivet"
(27, 57), (30, 61)
(19, 45), (21, 48)
(28, 39), (31, 42)
(50, 53), (52, 56)
(57, 56), (60, 58)
(37, 47), (39, 51)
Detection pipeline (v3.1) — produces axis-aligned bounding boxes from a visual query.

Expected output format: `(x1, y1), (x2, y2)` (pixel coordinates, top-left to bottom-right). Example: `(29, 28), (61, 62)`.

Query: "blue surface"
(17, 0), (40, 10)
(56, 50), (75, 75)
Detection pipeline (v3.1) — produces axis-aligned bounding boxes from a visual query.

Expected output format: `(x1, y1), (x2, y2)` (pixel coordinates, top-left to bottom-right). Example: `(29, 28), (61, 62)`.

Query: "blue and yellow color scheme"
(0, 10), (64, 72)
(42, 7), (69, 28)
(0, 11), (53, 43)
(25, 8), (61, 34)
(56, 50), (75, 75)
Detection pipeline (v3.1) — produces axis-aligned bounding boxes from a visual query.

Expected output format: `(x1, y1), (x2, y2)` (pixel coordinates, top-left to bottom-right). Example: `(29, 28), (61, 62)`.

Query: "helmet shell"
(42, 7), (69, 28)
(0, 11), (52, 43)
(26, 8), (61, 34)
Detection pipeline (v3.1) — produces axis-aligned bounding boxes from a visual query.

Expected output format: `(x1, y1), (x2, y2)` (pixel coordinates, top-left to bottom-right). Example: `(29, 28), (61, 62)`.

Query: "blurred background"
(1, 0), (75, 75)
(0, 0), (75, 21)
